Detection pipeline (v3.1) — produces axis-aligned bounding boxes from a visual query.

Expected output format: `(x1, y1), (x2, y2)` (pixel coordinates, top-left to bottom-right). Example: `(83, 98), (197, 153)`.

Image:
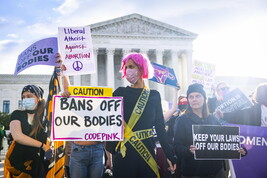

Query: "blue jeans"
(70, 142), (104, 178)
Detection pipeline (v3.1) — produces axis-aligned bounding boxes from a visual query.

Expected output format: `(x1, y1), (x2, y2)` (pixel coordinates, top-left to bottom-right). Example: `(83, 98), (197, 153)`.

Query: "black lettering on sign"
(60, 98), (93, 111)
(100, 100), (122, 111)
(83, 115), (122, 127)
(55, 116), (80, 127)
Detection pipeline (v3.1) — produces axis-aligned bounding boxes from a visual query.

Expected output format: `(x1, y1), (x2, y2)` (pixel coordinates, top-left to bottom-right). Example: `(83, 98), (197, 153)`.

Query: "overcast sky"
(1, 0), (267, 78)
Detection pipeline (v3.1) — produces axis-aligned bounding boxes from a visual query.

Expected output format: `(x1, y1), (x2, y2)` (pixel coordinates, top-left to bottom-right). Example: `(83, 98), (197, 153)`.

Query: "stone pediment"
(89, 13), (197, 39)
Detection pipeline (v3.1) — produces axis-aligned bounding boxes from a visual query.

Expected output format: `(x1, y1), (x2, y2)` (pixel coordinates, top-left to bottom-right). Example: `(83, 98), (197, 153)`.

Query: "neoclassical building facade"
(0, 13), (197, 113)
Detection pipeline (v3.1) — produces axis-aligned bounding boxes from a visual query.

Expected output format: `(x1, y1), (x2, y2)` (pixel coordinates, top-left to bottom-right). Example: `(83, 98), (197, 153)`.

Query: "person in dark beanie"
(174, 83), (246, 178)
(4, 53), (66, 178)
(174, 83), (226, 178)
(5, 84), (50, 177)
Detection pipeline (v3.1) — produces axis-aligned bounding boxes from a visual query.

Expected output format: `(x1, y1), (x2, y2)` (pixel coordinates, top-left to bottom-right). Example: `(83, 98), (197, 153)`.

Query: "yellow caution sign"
(68, 86), (113, 97)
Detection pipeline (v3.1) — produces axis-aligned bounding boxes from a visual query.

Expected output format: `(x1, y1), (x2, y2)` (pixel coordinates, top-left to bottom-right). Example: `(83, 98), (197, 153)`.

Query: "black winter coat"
(223, 104), (261, 126)
(173, 112), (224, 177)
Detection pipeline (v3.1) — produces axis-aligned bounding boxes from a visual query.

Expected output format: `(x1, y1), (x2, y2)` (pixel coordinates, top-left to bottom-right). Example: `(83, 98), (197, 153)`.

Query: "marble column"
(179, 50), (193, 94)
(171, 50), (179, 81)
(106, 48), (115, 89)
(73, 75), (81, 86)
(177, 51), (184, 91)
(185, 49), (193, 86)
(156, 49), (165, 101)
(121, 48), (131, 87)
(90, 48), (98, 86)
(139, 49), (150, 88)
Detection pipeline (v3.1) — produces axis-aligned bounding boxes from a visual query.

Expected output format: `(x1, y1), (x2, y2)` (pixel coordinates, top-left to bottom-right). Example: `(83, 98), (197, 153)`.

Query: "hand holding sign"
(238, 147), (247, 156)
(189, 145), (197, 154)
(192, 125), (241, 160)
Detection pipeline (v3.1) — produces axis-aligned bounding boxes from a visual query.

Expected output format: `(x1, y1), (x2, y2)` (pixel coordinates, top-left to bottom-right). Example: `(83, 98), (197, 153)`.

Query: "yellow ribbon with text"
(116, 86), (160, 178)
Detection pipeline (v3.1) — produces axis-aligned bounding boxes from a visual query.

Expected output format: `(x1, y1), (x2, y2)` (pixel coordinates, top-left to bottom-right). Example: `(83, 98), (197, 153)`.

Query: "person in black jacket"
(166, 95), (188, 146)
(165, 95), (188, 178)
(106, 53), (176, 178)
(6, 85), (50, 177)
(174, 83), (226, 178)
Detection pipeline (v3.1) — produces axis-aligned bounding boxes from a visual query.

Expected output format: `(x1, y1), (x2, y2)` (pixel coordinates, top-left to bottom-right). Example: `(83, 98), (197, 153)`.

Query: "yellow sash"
(116, 86), (160, 178)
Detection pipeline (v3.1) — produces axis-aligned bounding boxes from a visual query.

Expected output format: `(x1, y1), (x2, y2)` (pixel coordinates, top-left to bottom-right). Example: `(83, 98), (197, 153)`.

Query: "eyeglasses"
(217, 87), (229, 92)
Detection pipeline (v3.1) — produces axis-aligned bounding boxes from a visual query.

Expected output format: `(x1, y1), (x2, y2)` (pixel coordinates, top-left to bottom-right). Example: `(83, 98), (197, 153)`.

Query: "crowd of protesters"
(4, 52), (267, 178)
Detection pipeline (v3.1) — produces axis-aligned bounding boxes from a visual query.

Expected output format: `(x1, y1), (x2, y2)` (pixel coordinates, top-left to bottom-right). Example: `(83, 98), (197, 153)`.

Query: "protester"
(208, 81), (230, 113)
(164, 95), (188, 178)
(106, 53), (176, 178)
(177, 96), (188, 114)
(157, 86), (182, 178)
(70, 139), (105, 178)
(207, 81), (232, 178)
(166, 95), (188, 146)
(174, 83), (246, 178)
(65, 104), (106, 178)
(4, 53), (64, 177)
(57, 72), (107, 178)
(5, 84), (50, 177)
(217, 83), (267, 126)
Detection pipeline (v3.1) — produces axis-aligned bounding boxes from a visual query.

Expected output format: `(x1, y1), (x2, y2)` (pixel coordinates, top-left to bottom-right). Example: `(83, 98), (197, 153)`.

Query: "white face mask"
(22, 98), (37, 110)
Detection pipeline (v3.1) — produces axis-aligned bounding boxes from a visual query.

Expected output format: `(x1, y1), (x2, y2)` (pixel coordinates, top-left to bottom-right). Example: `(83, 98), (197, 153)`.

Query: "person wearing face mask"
(161, 95), (188, 178)
(4, 85), (50, 177)
(106, 53), (176, 178)
(207, 82), (230, 114)
(166, 95), (188, 146)
(4, 53), (66, 178)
